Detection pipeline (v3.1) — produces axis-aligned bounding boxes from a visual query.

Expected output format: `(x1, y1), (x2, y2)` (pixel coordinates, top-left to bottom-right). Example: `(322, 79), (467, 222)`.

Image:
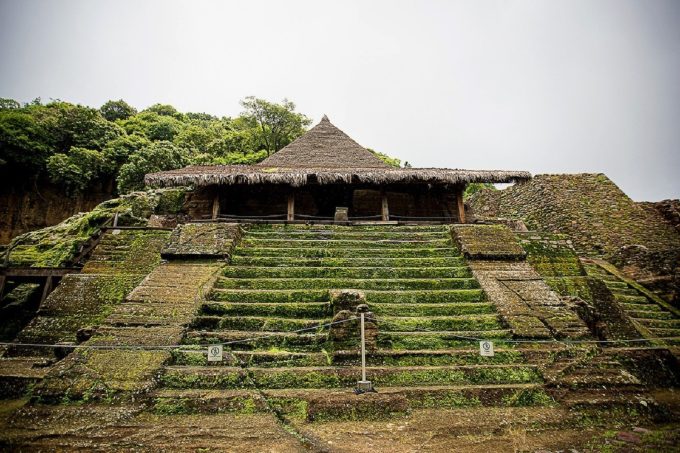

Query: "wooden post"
(211, 192), (220, 220)
(381, 191), (389, 221)
(287, 192), (295, 221)
(40, 276), (53, 305)
(0, 275), (5, 302)
(456, 190), (466, 224)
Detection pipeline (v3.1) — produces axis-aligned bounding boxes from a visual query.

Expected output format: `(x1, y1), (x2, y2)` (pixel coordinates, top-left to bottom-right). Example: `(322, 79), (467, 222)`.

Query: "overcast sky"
(1, 0), (678, 201)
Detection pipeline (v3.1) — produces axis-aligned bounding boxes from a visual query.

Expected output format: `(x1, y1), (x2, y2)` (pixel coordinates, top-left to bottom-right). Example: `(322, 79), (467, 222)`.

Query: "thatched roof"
(145, 165), (531, 188)
(144, 116), (532, 188)
(258, 115), (389, 168)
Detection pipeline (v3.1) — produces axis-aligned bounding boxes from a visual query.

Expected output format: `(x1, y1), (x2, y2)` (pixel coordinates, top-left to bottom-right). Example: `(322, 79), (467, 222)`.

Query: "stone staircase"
(0, 229), (169, 398)
(582, 260), (680, 345)
(153, 224), (550, 419)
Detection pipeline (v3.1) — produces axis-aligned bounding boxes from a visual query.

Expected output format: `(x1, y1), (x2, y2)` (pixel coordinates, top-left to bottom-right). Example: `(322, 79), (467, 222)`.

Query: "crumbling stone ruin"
(0, 118), (678, 449)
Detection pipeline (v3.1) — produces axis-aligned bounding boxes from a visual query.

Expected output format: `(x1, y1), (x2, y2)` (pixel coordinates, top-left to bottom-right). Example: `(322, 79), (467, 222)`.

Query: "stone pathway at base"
(0, 403), (305, 452)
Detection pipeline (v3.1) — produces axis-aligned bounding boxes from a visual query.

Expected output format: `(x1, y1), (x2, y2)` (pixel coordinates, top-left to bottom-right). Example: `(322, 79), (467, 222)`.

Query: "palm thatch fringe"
(145, 166), (531, 188)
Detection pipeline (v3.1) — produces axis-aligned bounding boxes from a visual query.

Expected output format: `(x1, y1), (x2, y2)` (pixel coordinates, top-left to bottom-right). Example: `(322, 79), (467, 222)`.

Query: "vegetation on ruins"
(0, 96), (404, 195)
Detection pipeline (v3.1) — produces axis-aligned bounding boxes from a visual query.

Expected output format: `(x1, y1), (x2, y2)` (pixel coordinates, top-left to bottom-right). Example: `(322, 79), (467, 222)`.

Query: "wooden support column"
(456, 190), (466, 224)
(287, 192), (295, 221)
(40, 276), (53, 304)
(0, 275), (6, 302)
(211, 192), (220, 220)
(381, 191), (390, 221)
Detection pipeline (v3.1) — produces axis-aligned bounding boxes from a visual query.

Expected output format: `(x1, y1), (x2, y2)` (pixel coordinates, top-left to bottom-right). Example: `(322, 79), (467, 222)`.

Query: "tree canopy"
(0, 97), (403, 194)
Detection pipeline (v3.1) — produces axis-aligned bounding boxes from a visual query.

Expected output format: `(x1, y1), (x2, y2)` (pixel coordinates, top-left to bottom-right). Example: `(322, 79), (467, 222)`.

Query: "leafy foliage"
(464, 182), (496, 200)
(117, 141), (189, 193)
(0, 96), (402, 195)
(99, 99), (137, 122)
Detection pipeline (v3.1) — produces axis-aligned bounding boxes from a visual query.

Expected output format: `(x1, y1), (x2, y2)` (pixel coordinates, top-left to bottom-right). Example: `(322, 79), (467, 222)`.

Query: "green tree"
(0, 108), (52, 171)
(240, 97), (311, 156)
(46, 147), (107, 192)
(368, 148), (401, 168)
(464, 182), (496, 200)
(143, 103), (184, 119)
(100, 99), (137, 122)
(0, 98), (21, 110)
(117, 141), (188, 193)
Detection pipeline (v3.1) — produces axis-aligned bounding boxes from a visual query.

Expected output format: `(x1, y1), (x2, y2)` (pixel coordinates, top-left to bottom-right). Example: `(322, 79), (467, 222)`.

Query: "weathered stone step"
(634, 318), (680, 329)
(370, 302), (495, 317)
(221, 266), (472, 279)
(378, 330), (512, 350)
(620, 301), (662, 311)
(209, 289), (330, 303)
(161, 364), (542, 389)
(230, 256), (466, 267)
(246, 224), (450, 232)
(172, 347), (531, 368)
(151, 383), (550, 418)
(379, 315), (503, 332)
(604, 281), (629, 290)
(202, 302), (331, 318)
(171, 350), (330, 368)
(183, 330), (326, 351)
(625, 310), (674, 320)
(243, 230), (450, 240)
(152, 389), (267, 415)
(215, 277), (480, 291)
(613, 293), (655, 305)
(365, 289), (486, 304)
(644, 327), (680, 338)
(331, 349), (526, 367)
(241, 238), (454, 249)
(235, 247), (458, 258)
(550, 368), (641, 388)
(0, 358), (51, 398)
(191, 315), (328, 332)
(610, 288), (643, 297)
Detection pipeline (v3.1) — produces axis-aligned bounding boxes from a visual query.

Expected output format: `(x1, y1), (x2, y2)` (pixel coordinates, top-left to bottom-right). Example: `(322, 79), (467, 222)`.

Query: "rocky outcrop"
(0, 179), (113, 245)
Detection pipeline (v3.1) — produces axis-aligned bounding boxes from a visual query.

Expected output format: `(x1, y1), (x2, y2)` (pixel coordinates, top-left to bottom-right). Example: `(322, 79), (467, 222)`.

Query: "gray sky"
(1, 0), (678, 201)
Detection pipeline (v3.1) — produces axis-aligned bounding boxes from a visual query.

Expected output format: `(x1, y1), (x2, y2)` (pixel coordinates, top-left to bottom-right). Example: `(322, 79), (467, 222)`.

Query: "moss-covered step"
(614, 294), (653, 305)
(632, 318), (680, 329)
(241, 238), (454, 249)
(183, 330), (327, 351)
(160, 364), (541, 390)
(230, 256), (466, 268)
(214, 277), (480, 291)
(152, 389), (268, 415)
(250, 364), (542, 389)
(370, 302), (495, 317)
(208, 289), (330, 303)
(625, 310), (674, 320)
(202, 302), (332, 318)
(364, 289), (485, 304)
(377, 330), (512, 350)
(331, 349), (526, 367)
(221, 266), (472, 279)
(170, 349), (330, 368)
(243, 230), (450, 240)
(191, 315), (329, 332)
(234, 247), (458, 258)
(161, 366), (251, 389)
(246, 224), (450, 233)
(0, 358), (51, 398)
(263, 384), (551, 420)
(379, 315), (503, 332)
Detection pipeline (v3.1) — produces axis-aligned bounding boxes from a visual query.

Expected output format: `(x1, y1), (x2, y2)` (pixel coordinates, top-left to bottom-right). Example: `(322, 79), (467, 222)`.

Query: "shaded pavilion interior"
(145, 116), (530, 223)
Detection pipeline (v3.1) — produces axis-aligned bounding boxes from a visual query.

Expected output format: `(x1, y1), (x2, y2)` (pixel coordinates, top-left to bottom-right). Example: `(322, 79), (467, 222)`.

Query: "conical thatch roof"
(144, 115), (533, 188)
(258, 115), (389, 168)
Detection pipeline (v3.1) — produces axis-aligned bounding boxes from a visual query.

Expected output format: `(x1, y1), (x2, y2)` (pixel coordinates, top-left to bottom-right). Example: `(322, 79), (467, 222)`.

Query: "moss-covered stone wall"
(468, 174), (680, 258)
